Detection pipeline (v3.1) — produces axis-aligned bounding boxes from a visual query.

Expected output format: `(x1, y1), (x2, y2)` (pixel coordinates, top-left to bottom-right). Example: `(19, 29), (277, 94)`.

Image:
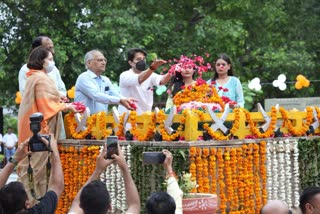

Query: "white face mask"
(45, 61), (55, 73)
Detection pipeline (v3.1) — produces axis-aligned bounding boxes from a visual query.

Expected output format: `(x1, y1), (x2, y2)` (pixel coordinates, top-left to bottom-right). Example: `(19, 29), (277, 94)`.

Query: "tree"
(0, 0), (319, 111)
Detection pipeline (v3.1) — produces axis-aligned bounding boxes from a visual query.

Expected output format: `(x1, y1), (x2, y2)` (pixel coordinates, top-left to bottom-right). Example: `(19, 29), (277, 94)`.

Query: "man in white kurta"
(118, 48), (170, 115)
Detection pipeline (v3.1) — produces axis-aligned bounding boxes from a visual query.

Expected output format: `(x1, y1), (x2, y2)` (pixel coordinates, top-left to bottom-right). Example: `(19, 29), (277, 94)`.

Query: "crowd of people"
(0, 35), (318, 213)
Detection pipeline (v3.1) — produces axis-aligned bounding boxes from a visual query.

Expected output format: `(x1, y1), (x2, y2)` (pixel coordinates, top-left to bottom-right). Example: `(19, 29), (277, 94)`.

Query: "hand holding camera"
(29, 112), (51, 152)
(104, 136), (128, 170)
(94, 136), (127, 173)
(105, 136), (119, 159)
(12, 139), (32, 163)
(143, 151), (166, 164)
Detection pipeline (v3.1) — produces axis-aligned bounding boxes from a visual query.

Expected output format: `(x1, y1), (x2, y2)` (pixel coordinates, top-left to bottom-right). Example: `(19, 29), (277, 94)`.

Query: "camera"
(29, 112), (51, 152)
(143, 152), (165, 164)
(105, 136), (119, 159)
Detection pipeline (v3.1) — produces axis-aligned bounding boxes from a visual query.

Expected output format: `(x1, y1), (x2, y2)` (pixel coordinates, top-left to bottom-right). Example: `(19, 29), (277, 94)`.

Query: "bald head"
(31, 36), (55, 54)
(260, 200), (291, 214)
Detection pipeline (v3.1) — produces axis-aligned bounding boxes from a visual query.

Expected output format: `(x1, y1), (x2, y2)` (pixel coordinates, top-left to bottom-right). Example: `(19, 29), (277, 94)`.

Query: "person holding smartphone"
(68, 143), (140, 214)
(145, 149), (183, 214)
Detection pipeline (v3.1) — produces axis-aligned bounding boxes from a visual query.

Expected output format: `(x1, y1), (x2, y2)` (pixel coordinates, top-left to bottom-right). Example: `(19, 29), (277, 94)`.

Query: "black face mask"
(135, 60), (147, 71)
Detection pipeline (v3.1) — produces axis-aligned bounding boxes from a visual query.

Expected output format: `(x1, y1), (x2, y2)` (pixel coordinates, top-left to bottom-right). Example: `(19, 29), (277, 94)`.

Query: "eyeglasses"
(91, 58), (107, 63)
(216, 63), (227, 67)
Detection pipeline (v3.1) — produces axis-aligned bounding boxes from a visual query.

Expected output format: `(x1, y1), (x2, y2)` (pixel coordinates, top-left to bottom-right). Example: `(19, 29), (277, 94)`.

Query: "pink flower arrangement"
(167, 55), (212, 76)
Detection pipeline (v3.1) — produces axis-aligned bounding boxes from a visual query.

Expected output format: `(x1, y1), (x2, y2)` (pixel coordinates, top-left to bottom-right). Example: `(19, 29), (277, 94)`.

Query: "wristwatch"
(9, 157), (19, 167)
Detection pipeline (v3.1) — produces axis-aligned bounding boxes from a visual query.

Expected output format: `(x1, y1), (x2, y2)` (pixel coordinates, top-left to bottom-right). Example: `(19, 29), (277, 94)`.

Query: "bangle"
(149, 64), (157, 71)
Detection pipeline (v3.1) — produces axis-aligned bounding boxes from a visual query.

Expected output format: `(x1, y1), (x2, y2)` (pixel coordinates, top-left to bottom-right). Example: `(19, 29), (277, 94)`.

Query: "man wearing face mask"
(18, 36), (67, 99)
(118, 48), (171, 115)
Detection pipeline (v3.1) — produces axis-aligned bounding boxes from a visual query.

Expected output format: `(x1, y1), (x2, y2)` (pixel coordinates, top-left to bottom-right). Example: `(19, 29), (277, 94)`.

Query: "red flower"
(72, 102), (86, 113)
(211, 80), (216, 85)
(129, 102), (137, 110)
(218, 86), (223, 90)
(223, 88), (229, 92)
(195, 78), (206, 86)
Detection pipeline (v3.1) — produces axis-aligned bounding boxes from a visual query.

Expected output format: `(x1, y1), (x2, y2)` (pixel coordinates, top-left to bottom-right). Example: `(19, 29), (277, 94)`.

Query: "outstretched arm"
(137, 59), (167, 84)
(163, 149), (183, 214)
(160, 73), (172, 85)
(46, 135), (64, 198)
(0, 139), (31, 188)
(113, 144), (140, 214)
(68, 146), (114, 214)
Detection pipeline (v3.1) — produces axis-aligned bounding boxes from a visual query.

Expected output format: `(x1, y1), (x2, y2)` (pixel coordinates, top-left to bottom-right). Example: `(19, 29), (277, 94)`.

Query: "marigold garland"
(116, 113), (126, 137)
(202, 108), (241, 140)
(244, 106), (277, 138)
(157, 109), (183, 141)
(91, 112), (113, 139)
(65, 112), (112, 139)
(279, 106), (313, 136)
(247, 144), (255, 212)
(224, 148), (234, 211)
(202, 148), (210, 193)
(229, 148), (238, 211)
(173, 83), (225, 110)
(260, 141), (268, 205)
(236, 147), (245, 209)
(65, 113), (93, 139)
(195, 148), (204, 192)
(129, 111), (156, 141)
(56, 145), (100, 213)
(209, 148), (217, 194)
(217, 148), (227, 213)
(189, 147), (197, 193)
(253, 143), (262, 211)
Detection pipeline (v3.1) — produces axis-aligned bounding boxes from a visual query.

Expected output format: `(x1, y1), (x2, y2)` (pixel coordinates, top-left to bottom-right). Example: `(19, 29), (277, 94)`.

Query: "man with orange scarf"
(17, 46), (77, 204)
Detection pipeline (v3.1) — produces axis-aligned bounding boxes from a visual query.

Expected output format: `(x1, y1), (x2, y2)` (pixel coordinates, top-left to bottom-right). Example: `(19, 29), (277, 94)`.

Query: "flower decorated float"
(53, 59), (320, 213)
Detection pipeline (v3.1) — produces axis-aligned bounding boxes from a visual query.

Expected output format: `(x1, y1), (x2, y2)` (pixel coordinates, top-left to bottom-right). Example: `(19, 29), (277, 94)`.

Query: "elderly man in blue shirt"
(75, 50), (136, 114)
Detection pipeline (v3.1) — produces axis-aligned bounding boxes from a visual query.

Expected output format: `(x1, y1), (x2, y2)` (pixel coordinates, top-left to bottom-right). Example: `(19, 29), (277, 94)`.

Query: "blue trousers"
(5, 147), (16, 162)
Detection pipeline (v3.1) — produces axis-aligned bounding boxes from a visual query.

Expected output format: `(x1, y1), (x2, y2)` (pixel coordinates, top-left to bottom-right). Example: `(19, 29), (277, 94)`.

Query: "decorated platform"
(64, 104), (320, 141)
(56, 137), (320, 213)
(55, 105), (320, 213)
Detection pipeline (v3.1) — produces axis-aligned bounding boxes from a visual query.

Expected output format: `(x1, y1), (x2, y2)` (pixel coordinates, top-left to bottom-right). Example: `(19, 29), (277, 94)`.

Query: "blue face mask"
(45, 61), (55, 73)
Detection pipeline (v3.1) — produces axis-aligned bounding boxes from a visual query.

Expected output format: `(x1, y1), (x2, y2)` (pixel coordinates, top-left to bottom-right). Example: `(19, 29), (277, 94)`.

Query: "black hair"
(80, 180), (111, 214)
(0, 182), (28, 214)
(168, 70), (196, 97)
(127, 48), (147, 62)
(31, 36), (46, 50)
(212, 53), (234, 80)
(300, 186), (320, 213)
(145, 192), (176, 214)
(27, 46), (51, 70)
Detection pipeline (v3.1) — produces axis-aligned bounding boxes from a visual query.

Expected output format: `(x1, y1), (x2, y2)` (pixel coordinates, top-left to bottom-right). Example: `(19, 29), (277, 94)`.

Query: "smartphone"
(106, 136), (119, 159)
(143, 152), (165, 164)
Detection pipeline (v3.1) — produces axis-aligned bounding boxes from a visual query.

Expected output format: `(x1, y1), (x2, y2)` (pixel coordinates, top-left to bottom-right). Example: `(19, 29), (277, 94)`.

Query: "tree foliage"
(0, 0), (319, 110)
